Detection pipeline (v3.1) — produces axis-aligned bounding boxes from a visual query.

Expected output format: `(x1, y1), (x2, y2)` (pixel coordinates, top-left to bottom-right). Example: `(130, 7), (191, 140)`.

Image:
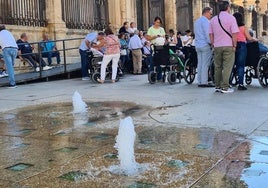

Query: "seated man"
(17, 33), (52, 72)
(41, 33), (61, 65)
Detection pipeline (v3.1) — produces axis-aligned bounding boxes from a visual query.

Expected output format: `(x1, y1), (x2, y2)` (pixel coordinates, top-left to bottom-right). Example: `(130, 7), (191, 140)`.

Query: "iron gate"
(0, 0), (47, 27)
(61, 0), (109, 30)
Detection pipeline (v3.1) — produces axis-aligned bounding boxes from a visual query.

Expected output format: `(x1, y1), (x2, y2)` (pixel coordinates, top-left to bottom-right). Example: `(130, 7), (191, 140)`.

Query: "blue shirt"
(79, 32), (98, 51)
(194, 16), (210, 48)
(41, 40), (55, 52)
(128, 34), (143, 50)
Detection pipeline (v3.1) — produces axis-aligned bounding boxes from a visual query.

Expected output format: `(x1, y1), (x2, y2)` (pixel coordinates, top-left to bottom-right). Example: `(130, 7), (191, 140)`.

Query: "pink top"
(237, 26), (246, 42)
(209, 11), (239, 47)
(105, 35), (120, 55)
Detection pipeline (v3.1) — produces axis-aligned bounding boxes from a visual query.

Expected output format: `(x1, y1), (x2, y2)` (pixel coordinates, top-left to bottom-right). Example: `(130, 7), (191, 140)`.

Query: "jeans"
(79, 49), (89, 78)
(42, 51), (61, 65)
(196, 45), (212, 85)
(3, 48), (17, 86)
(214, 47), (235, 89)
(235, 42), (247, 85)
(101, 53), (120, 80)
(120, 55), (127, 71)
(259, 43), (268, 53)
(23, 54), (47, 68)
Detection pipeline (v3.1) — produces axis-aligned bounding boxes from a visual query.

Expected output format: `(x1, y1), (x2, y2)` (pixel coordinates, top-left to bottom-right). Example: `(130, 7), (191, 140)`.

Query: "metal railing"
(17, 37), (83, 77)
(61, 0), (109, 30)
(0, 0), (47, 27)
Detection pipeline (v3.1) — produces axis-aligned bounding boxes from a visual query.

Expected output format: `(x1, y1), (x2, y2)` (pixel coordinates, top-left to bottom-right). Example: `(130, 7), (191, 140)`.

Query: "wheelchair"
(88, 51), (120, 83)
(230, 42), (268, 88)
(182, 45), (198, 84)
(148, 45), (184, 85)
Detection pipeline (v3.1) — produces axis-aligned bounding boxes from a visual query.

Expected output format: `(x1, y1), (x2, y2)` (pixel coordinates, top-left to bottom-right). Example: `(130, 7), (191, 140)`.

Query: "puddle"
(6, 163), (33, 171)
(59, 171), (87, 182)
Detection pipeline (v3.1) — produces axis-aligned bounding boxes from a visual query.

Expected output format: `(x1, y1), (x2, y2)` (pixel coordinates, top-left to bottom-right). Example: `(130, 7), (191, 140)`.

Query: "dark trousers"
(42, 51), (61, 65)
(23, 54), (46, 68)
(79, 49), (90, 78)
(235, 42), (247, 85)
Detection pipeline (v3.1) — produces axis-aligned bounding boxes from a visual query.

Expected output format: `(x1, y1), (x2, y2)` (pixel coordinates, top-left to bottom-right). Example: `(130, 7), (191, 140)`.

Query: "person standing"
(127, 22), (137, 34)
(79, 32), (104, 81)
(233, 12), (256, 90)
(119, 22), (129, 34)
(128, 30), (143, 74)
(0, 25), (18, 88)
(97, 28), (121, 84)
(194, 7), (214, 87)
(146, 16), (166, 81)
(209, 0), (239, 93)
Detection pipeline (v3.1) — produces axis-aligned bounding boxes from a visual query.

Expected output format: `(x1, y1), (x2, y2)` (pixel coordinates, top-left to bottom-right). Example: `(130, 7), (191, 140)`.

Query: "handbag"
(120, 49), (127, 56)
(218, 15), (232, 39)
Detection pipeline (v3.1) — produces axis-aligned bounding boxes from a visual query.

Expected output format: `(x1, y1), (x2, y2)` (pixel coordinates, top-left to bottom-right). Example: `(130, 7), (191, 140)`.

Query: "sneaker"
(82, 77), (90, 81)
(221, 88), (234, 93)
(0, 72), (5, 78)
(215, 87), (221, 92)
(36, 67), (40, 72)
(2, 71), (8, 77)
(43, 66), (53, 71)
(238, 84), (247, 90)
(8, 84), (17, 89)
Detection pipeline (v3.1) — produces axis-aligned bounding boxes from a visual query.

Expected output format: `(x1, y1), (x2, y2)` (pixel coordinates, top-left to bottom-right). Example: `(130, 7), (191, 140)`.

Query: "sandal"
(97, 78), (104, 84)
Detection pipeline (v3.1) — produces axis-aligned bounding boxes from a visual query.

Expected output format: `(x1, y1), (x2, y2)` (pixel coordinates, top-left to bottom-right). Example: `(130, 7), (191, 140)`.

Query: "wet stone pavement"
(0, 100), (267, 188)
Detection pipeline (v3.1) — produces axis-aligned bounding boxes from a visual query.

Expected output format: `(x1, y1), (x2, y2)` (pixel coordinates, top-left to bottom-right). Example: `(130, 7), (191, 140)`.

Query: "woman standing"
(233, 12), (256, 90)
(97, 28), (121, 83)
(146, 16), (166, 81)
(118, 33), (128, 73)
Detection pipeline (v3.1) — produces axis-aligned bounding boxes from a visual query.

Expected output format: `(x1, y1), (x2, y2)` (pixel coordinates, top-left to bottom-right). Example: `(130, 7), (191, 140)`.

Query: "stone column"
(255, 0), (263, 37)
(243, 0), (251, 28)
(192, 0), (202, 22)
(46, 0), (67, 40)
(108, 0), (122, 32)
(164, 0), (177, 31)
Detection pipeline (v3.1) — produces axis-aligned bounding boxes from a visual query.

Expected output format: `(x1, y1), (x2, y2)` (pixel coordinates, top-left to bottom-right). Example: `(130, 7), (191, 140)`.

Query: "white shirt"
(127, 27), (137, 34)
(182, 35), (192, 46)
(79, 32), (98, 51)
(0, 30), (18, 49)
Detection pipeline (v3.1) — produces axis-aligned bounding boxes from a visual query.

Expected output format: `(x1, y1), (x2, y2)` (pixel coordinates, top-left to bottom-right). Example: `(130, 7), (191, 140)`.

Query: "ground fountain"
(72, 91), (89, 127)
(109, 117), (143, 176)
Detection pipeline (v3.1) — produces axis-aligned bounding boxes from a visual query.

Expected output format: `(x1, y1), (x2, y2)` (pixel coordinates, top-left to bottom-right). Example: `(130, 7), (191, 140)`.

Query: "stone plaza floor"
(0, 74), (267, 187)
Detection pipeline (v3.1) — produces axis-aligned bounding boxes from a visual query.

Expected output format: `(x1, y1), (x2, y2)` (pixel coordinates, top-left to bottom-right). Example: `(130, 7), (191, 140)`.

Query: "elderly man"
(128, 30), (143, 74)
(17, 33), (52, 72)
(0, 24), (18, 88)
(209, 0), (239, 93)
(194, 7), (214, 87)
(41, 33), (61, 66)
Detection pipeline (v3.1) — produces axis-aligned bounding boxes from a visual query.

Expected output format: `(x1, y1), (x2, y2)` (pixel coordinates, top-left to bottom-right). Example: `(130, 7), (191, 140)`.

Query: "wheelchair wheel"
(183, 58), (196, 84)
(92, 72), (100, 83)
(257, 56), (268, 88)
(208, 61), (215, 84)
(245, 75), (252, 85)
(148, 71), (157, 84)
(167, 71), (177, 85)
(229, 68), (238, 86)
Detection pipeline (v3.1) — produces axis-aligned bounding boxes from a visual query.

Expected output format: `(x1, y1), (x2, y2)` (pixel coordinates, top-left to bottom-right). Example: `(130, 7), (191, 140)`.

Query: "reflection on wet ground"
(0, 102), (267, 187)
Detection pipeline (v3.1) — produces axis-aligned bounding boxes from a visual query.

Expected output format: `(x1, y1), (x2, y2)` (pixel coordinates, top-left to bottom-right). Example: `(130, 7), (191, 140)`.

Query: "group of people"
(0, 24), (61, 88)
(79, 17), (199, 84)
(195, 1), (268, 93)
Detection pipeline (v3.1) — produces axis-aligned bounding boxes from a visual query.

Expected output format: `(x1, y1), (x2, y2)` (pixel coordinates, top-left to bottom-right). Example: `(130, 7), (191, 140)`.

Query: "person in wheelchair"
(233, 12), (257, 90)
(17, 33), (52, 72)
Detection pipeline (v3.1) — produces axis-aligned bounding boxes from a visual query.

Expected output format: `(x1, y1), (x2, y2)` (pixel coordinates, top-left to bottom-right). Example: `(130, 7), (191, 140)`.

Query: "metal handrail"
(17, 37), (84, 77)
